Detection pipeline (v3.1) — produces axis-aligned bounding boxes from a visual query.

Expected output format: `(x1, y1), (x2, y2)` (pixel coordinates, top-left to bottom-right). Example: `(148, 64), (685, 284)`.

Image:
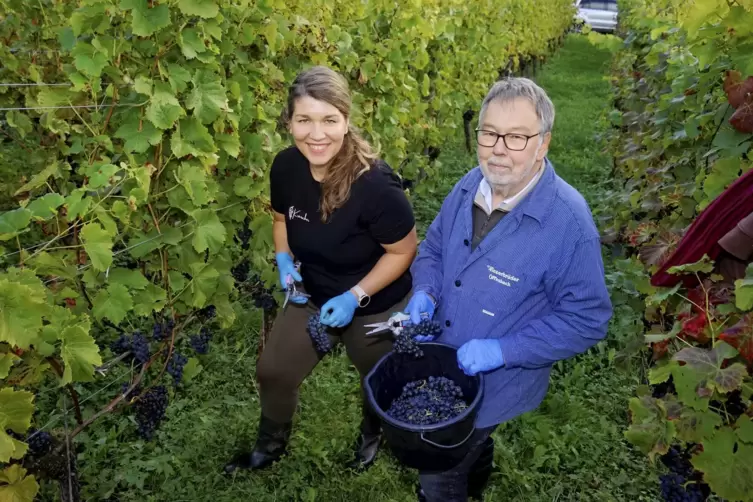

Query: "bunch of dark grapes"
(198, 305), (217, 321)
(25, 429), (53, 456)
(659, 446), (708, 502)
(710, 389), (749, 423)
(190, 327), (212, 354)
(253, 287), (276, 310)
(235, 221), (252, 250)
(386, 376), (468, 425)
(110, 332), (150, 365)
(166, 352), (188, 386)
(231, 259), (250, 284)
(393, 332), (424, 358)
(307, 313), (332, 355)
(134, 385), (169, 441)
(402, 319), (442, 340)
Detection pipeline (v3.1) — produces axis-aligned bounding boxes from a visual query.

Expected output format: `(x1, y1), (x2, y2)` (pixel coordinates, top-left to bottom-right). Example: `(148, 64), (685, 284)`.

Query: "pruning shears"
(282, 262), (310, 311)
(364, 312), (412, 337)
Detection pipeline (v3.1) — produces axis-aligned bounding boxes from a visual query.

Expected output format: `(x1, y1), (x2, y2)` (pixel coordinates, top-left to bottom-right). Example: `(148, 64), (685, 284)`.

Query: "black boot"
(223, 415), (292, 474)
(468, 436), (494, 500)
(345, 402), (382, 471)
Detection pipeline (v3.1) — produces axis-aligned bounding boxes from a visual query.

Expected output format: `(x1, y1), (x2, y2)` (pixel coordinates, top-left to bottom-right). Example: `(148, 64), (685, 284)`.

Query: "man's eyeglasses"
(475, 129), (540, 151)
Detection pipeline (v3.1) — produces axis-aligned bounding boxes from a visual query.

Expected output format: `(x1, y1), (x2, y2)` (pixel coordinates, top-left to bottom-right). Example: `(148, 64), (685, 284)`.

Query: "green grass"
(43, 35), (660, 502)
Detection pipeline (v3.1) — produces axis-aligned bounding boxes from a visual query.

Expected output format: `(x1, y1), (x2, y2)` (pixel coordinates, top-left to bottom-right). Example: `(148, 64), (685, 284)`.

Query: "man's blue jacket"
(411, 159), (612, 428)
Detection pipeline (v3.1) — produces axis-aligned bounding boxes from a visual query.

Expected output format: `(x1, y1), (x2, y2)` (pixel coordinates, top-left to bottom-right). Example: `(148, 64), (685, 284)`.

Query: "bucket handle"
(420, 428), (475, 450)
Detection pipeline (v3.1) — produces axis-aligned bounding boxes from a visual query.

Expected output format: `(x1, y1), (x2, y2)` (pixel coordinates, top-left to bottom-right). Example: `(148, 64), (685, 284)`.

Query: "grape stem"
(45, 357), (84, 425)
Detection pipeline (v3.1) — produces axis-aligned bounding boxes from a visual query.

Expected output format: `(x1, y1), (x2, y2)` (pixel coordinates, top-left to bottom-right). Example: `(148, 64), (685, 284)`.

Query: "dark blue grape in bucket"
(365, 342), (484, 472)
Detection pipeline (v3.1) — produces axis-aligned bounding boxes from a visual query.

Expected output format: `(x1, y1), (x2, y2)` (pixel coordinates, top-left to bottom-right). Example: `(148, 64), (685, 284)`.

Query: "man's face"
(476, 97), (551, 193)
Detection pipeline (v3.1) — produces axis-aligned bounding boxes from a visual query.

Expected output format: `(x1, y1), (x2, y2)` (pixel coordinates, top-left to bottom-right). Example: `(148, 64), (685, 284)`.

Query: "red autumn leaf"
(723, 70), (753, 108)
(651, 339), (670, 360)
(64, 298), (76, 307)
(719, 314), (753, 364)
(730, 100), (753, 134)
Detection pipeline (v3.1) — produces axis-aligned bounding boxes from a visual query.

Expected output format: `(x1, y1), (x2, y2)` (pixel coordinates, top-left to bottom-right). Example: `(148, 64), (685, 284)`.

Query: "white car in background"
(574, 0), (618, 33)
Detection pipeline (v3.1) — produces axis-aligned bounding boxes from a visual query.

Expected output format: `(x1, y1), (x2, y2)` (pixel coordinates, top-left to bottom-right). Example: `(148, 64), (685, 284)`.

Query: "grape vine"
(0, 0), (575, 498)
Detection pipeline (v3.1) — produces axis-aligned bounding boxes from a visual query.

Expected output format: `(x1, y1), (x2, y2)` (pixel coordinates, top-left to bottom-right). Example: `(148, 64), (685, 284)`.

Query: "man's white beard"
(481, 144), (541, 198)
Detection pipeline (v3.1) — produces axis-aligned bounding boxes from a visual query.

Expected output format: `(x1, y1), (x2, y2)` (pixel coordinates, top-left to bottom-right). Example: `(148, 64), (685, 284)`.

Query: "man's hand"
(405, 291), (437, 341)
(457, 339), (504, 376)
(275, 252), (302, 290)
(320, 291), (359, 328)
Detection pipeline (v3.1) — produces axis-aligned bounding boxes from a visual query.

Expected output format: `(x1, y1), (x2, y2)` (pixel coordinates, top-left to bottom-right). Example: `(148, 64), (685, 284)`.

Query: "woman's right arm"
(273, 210), (291, 255)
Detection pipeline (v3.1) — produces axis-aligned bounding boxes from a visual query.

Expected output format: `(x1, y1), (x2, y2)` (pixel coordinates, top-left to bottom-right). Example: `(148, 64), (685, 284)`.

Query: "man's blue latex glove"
(457, 339), (505, 376)
(405, 291), (437, 341)
(320, 291), (359, 328)
(275, 251), (302, 288)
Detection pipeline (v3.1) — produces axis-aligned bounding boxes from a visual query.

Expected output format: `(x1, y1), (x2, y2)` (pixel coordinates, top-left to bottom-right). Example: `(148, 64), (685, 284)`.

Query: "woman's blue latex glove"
(275, 252), (302, 289)
(320, 291), (359, 328)
(457, 339), (505, 376)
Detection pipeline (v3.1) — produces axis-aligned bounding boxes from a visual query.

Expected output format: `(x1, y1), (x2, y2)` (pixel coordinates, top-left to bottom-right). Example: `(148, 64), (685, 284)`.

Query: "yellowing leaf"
(81, 223), (113, 272)
(0, 353), (19, 379)
(60, 319), (102, 385)
(0, 464), (39, 502)
(0, 269), (48, 350)
(0, 389), (35, 463)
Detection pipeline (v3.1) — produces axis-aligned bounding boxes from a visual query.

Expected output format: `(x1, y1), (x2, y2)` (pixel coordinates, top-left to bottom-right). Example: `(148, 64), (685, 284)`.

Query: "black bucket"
(365, 342), (484, 472)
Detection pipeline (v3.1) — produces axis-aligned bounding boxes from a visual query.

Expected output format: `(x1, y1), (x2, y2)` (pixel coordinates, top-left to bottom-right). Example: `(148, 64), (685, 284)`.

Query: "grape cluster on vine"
(235, 220), (252, 250)
(134, 385), (169, 441)
(307, 313), (332, 355)
(659, 446), (709, 502)
(231, 259), (250, 284)
(190, 327), (212, 354)
(110, 331), (150, 365)
(167, 352), (188, 386)
(386, 376), (468, 425)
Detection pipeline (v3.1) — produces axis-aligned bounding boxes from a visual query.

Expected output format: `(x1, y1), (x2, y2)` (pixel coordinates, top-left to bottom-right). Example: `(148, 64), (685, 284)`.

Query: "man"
(405, 77), (613, 501)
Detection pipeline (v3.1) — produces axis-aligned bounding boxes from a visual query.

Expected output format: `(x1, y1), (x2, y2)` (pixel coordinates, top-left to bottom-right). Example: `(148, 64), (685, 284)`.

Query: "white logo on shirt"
(487, 265), (519, 287)
(289, 206), (310, 222)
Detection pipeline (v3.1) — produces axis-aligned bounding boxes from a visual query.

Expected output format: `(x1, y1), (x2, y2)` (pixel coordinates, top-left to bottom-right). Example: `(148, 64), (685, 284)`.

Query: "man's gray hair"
(478, 77), (555, 134)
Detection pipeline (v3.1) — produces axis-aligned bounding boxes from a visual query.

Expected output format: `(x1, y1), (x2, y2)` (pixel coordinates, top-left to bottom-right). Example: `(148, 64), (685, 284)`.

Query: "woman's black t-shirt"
(269, 146), (414, 316)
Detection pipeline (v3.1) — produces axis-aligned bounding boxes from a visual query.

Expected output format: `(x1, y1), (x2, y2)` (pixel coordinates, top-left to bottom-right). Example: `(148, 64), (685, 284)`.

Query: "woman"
(224, 66), (418, 474)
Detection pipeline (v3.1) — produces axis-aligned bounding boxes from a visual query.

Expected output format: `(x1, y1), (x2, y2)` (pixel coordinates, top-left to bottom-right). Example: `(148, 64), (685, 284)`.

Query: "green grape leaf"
(0, 463), (39, 502)
(122, 0), (171, 37)
(106, 268), (149, 290)
(179, 27), (207, 59)
(80, 223), (113, 272)
(0, 388), (35, 462)
(59, 319), (102, 384)
(192, 209), (226, 253)
(735, 265), (753, 310)
(132, 284), (167, 316)
(64, 190), (91, 220)
(92, 284), (133, 325)
(186, 70), (229, 124)
(671, 364), (709, 411)
(175, 161), (212, 206)
(72, 42), (109, 78)
(84, 163), (120, 190)
(216, 132), (240, 157)
(27, 252), (77, 281)
(146, 82), (185, 130)
(737, 415), (753, 444)
(233, 176), (265, 200)
(0, 209), (32, 241)
(13, 162), (62, 195)
(187, 261), (220, 307)
(167, 63), (192, 93)
(182, 357), (202, 383)
(674, 408), (723, 443)
(171, 116), (217, 158)
(667, 254), (715, 275)
(177, 0), (218, 18)
(0, 269), (48, 350)
(703, 157), (742, 200)
(0, 353), (19, 379)
(114, 115), (162, 153)
(692, 428), (753, 501)
(26, 194), (65, 221)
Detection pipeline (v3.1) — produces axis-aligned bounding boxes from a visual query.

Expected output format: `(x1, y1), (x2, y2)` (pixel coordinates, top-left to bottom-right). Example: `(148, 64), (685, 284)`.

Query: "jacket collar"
(460, 157), (557, 226)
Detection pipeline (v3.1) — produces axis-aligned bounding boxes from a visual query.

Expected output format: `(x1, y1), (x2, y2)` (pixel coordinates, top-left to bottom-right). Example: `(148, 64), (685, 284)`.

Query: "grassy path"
(64, 35), (660, 502)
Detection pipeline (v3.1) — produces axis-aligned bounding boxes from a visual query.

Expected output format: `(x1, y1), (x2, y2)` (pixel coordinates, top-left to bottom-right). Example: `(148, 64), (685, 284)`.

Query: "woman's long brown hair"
(281, 66), (378, 222)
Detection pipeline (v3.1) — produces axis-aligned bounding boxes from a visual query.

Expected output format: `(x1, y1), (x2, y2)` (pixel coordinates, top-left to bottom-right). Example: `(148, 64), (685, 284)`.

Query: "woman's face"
(289, 96), (349, 168)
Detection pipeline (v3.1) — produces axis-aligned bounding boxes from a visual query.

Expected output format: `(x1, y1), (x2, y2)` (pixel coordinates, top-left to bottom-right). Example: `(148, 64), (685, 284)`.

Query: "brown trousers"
(256, 293), (410, 424)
